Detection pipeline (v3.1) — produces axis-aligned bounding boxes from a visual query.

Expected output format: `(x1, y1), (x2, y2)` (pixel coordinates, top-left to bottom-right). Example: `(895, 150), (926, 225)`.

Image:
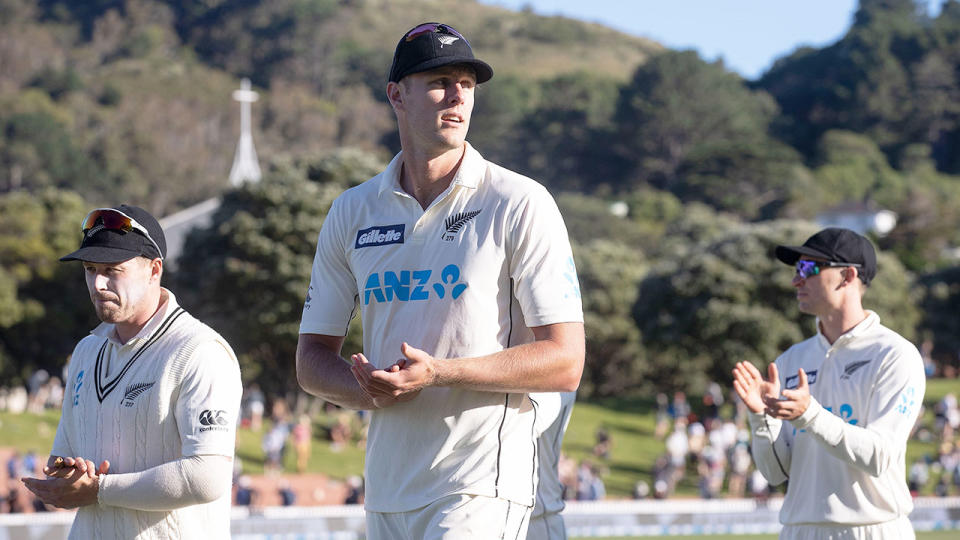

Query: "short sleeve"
(175, 340), (242, 457)
(508, 187), (583, 327)
(299, 197), (360, 336)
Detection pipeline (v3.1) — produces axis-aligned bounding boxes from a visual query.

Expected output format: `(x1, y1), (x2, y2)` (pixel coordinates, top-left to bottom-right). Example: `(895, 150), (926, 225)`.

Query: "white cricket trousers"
(366, 493), (531, 540)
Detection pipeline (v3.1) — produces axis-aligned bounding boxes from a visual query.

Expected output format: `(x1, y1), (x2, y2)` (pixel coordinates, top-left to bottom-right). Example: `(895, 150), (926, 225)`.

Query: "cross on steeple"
(228, 78), (262, 187)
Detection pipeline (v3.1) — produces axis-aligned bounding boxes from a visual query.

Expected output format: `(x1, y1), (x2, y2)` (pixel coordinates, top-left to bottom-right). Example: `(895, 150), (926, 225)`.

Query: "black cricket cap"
(775, 227), (877, 285)
(60, 204), (167, 263)
(388, 22), (493, 84)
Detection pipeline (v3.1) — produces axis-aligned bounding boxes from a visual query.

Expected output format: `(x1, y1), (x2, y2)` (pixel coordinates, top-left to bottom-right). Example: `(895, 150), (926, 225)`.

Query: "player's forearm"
(434, 322), (584, 393)
(97, 455), (231, 511)
(296, 338), (376, 410)
(790, 397), (899, 477)
(747, 412), (791, 485)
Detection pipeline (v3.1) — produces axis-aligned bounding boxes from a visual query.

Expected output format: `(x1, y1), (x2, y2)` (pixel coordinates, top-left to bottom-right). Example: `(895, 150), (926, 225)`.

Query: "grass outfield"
(1, 378), (957, 498)
(574, 533), (958, 540)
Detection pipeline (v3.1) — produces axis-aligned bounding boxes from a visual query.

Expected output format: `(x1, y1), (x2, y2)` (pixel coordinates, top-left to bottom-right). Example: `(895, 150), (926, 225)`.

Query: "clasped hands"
(732, 361), (811, 420)
(350, 342), (437, 408)
(21, 455), (110, 509)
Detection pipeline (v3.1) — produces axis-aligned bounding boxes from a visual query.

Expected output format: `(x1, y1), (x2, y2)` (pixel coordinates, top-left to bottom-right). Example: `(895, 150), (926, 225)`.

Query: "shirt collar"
(377, 142), (484, 198)
(815, 310), (880, 348)
(91, 288), (180, 346)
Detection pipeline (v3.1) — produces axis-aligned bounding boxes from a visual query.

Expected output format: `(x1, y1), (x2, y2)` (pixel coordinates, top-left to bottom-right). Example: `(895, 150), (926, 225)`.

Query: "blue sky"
(481, 1), (945, 79)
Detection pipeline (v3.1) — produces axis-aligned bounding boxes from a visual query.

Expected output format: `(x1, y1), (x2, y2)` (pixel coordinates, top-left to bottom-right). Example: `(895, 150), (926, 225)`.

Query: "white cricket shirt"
(300, 143), (584, 512)
(52, 290), (242, 540)
(748, 311), (925, 527)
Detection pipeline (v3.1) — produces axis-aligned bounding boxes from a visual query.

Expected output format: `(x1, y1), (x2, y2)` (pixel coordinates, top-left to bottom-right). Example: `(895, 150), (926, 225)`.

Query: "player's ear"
(844, 266), (859, 286)
(150, 257), (163, 283)
(386, 81), (403, 111)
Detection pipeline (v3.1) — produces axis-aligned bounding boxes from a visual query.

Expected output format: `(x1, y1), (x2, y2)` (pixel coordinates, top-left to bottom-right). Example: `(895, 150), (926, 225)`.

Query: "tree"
(810, 130), (907, 207)
(917, 264), (960, 372)
(554, 192), (653, 397)
(172, 150), (381, 398)
(573, 238), (647, 398)
(495, 72), (623, 193)
(634, 218), (919, 395)
(759, 0), (960, 173)
(614, 50), (778, 193)
(0, 188), (96, 385)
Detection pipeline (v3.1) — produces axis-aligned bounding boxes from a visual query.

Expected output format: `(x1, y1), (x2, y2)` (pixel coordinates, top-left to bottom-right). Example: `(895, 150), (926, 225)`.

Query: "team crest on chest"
(841, 359), (872, 379)
(122, 382), (155, 407)
(441, 210), (481, 241)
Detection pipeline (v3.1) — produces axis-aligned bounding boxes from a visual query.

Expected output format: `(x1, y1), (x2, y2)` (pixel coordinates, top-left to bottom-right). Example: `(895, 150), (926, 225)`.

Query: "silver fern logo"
(841, 359), (872, 379)
(437, 35), (459, 47)
(442, 210), (481, 241)
(122, 382), (155, 407)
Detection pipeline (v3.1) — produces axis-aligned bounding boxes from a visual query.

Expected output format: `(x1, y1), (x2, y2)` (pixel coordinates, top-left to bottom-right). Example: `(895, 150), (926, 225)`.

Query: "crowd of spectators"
(907, 391), (960, 497)
(3, 364), (958, 511)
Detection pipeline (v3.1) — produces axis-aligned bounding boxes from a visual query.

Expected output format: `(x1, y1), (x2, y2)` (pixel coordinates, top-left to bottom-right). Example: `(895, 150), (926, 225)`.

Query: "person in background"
(22, 205), (241, 539)
(292, 414), (312, 473)
(733, 228), (925, 539)
(296, 21), (584, 540)
(527, 391), (575, 540)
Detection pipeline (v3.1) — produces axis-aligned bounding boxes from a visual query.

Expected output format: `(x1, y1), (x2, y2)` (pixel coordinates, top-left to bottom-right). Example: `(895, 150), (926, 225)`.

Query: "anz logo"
(364, 264), (467, 305)
(824, 403), (859, 425)
(896, 386), (918, 416)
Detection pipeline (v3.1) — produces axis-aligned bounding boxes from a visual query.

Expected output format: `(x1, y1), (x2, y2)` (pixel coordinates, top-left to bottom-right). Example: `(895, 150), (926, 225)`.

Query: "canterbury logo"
(199, 409), (229, 426)
(841, 359), (872, 379)
(122, 382), (154, 407)
(441, 210), (481, 241)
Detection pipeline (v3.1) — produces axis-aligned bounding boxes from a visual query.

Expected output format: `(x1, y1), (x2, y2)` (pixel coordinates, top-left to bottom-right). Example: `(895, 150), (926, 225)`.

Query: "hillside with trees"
(1, 0), (959, 399)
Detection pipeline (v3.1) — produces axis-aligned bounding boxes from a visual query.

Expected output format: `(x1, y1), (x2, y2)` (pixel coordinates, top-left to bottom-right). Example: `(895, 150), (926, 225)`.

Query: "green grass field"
(2, 378), (957, 499)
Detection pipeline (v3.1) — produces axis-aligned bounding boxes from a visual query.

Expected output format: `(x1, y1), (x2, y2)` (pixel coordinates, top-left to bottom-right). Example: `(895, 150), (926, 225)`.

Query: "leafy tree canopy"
(634, 218), (919, 395)
(172, 149), (380, 397)
(0, 188), (95, 385)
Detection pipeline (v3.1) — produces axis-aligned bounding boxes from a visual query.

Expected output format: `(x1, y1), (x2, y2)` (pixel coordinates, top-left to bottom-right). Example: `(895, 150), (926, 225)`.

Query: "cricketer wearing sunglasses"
(22, 205), (241, 540)
(732, 228), (925, 540)
(296, 22), (584, 540)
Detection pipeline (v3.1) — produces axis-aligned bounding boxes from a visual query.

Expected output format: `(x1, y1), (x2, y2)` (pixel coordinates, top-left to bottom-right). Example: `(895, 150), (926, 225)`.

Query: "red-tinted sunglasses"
(81, 208), (163, 259)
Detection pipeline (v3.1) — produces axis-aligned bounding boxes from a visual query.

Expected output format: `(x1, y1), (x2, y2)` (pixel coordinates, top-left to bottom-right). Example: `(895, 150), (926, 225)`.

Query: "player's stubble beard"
(92, 295), (127, 324)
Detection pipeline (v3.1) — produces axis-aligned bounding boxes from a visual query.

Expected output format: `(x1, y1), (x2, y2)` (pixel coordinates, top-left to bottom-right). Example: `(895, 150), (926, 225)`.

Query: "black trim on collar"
(95, 307), (185, 403)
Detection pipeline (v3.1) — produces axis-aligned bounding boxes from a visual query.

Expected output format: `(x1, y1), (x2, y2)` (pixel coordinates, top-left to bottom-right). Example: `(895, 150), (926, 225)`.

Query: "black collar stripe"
(95, 307), (186, 403)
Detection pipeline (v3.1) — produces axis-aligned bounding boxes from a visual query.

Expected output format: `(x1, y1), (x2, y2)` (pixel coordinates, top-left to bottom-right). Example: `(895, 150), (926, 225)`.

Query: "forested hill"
(2, 0), (960, 395)
(0, 0), (660, 214)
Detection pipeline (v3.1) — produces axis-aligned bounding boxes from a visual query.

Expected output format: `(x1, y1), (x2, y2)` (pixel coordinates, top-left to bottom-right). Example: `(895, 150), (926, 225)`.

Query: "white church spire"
(228, 78), (262, 187)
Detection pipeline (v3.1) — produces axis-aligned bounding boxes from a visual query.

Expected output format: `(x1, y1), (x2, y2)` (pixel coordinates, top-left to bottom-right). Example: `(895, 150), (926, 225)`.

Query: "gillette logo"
(355, 225), (405, 249)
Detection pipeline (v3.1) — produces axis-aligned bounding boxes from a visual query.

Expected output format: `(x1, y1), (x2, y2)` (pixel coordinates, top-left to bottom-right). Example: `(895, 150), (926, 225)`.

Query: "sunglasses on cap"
(795, 259), (861, 279)
(81, 208), (164, 260)
(404, 23), (470, 46)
